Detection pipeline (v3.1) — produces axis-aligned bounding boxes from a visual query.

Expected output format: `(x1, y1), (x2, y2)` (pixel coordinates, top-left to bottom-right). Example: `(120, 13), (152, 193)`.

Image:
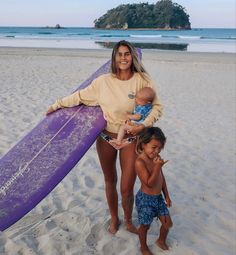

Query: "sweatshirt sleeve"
(51, 78), (100, 111)
(142, 81), (163, 127)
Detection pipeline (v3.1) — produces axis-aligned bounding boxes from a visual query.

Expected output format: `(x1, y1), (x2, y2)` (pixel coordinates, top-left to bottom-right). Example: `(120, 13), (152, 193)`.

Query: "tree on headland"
(153, 0), (190, 29)
(94, 0), (191, 30)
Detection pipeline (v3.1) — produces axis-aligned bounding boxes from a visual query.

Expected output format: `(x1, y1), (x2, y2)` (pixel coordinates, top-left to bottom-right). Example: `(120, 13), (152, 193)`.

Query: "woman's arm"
(46, 77), (100, 114)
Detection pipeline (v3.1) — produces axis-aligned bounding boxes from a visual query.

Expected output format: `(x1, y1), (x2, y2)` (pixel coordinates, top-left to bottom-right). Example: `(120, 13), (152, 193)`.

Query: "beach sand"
(0, 47), (235, 255)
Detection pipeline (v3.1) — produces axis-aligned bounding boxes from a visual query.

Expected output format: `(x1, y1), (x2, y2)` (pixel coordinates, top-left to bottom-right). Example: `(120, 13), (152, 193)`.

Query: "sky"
(0, 0), (235, 28)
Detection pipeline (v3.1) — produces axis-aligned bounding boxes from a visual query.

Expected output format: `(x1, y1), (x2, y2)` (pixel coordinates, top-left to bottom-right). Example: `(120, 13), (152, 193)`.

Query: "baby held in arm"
(113, 87), (156, 147)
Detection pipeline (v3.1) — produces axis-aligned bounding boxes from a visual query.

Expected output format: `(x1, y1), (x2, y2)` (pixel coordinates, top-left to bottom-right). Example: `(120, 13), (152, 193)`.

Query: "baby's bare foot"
(115, 140), (122, 146)
(156, 239), (169, 250)
(109, 139), (123, 150)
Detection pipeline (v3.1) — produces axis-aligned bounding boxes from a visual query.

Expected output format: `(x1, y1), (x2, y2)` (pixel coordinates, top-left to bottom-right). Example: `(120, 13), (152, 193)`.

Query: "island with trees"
(94, 0), (191, 30)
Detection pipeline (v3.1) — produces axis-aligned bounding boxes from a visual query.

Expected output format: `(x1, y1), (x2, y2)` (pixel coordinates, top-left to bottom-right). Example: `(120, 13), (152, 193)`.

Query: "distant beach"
(0, 47), (235, 255)
(0, 27), (235, 53)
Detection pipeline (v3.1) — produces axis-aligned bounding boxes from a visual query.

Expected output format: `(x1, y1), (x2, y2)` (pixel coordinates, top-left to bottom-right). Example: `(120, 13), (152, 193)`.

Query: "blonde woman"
(46, 40), (162, 234)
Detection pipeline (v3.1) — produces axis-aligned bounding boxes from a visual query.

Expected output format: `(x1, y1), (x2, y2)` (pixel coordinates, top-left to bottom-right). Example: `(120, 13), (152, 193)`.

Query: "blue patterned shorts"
(135, 190), (169, 225)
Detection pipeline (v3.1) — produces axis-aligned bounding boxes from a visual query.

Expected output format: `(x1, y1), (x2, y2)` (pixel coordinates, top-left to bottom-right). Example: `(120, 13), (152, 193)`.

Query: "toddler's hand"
(165, 196), (172, 208)
(153, 156), (168, 166)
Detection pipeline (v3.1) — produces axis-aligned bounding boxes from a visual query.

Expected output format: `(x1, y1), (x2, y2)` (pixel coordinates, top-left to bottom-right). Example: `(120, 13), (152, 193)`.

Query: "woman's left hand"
(46, 106), (55, 115)
(127, 124), (145, 136)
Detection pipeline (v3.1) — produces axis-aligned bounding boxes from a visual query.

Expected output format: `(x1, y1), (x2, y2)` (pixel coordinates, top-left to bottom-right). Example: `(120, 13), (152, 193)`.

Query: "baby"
(116, 87), (155, 146)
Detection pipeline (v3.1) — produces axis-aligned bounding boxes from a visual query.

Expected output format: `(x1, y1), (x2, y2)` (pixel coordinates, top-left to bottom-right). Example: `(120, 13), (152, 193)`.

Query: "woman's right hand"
(46, 106), (55, 115)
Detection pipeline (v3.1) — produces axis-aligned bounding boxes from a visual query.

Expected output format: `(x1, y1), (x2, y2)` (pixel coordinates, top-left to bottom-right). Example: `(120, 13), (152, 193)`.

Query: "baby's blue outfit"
(133, 103), (152, 124)
(135, 190), (169, 225)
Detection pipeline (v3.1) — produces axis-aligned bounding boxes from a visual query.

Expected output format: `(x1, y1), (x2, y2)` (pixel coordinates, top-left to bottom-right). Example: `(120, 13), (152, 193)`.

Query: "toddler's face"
(142, 139), (163, 159)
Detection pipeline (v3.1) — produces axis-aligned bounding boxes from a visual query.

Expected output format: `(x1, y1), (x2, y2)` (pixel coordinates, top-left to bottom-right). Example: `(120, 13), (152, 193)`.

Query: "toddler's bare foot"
(140, 247), (153, 255)
(155, 239), (169, 250)
(108, 219), (120, 234)
(125, 221), (138, 234)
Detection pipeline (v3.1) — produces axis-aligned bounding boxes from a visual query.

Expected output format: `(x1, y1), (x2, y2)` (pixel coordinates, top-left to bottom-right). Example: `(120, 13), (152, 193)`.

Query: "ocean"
(0, 27), (235, 53)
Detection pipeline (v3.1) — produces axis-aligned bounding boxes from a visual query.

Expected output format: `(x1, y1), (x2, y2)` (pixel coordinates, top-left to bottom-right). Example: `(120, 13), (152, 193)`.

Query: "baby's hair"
(137, 87), (155, 102)
(136, 127), (166, 154)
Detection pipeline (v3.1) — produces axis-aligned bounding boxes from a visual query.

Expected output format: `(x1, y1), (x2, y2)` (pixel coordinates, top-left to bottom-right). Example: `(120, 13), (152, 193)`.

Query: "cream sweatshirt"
(51, 72), (162, 133)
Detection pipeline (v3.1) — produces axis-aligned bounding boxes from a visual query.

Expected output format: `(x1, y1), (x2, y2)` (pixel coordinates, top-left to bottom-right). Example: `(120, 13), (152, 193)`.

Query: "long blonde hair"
(111, 40), (150, 82)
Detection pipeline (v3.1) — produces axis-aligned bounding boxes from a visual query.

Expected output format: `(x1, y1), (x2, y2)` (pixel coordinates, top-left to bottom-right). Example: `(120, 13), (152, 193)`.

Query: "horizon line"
(0, 26), (235, 29)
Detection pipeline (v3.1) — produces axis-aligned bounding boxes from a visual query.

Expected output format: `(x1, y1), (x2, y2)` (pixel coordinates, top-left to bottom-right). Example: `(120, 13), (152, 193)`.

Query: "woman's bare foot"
(155, 239), (169, 250)
(108, 219), (120, 234)
(125, 221), (138, 234)
(140, 247), (153, 255)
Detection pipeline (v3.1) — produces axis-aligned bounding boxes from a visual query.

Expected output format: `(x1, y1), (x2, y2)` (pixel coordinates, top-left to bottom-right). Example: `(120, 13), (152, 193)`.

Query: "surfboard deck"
(0, 48), (142, 231)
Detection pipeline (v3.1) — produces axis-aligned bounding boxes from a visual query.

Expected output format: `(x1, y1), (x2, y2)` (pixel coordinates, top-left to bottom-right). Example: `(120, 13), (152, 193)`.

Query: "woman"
(46, 40), (162, 234)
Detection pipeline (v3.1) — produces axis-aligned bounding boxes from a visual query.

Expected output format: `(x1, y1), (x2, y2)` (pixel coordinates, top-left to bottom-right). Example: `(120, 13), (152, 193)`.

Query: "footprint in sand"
(84, 175), (95, 188)
(86, 223), (103, 251)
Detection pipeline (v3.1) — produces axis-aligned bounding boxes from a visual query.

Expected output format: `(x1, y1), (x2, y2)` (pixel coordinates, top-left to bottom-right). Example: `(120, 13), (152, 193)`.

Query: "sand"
(0, 47), (235, 255)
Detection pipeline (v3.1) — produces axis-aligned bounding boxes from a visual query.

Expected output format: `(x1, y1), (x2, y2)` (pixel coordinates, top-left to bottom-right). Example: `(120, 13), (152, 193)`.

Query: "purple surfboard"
(0, 48), (142, 231)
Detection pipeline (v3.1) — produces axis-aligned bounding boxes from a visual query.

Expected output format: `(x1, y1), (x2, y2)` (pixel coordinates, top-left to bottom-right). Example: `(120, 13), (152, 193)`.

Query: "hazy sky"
(0, 0), (235, 28)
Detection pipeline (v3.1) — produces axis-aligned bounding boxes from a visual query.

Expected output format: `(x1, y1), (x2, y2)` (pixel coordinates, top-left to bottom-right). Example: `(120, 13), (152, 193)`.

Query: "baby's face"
(135, 94), (150, 105)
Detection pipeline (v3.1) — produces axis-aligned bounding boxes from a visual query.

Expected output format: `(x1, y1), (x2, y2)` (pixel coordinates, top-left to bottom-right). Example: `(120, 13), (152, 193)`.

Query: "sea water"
(0, 27), (235, 53)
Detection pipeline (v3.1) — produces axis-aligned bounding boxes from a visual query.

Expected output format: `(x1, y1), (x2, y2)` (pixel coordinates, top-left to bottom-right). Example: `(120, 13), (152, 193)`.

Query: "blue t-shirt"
(133, 103), (152, 124)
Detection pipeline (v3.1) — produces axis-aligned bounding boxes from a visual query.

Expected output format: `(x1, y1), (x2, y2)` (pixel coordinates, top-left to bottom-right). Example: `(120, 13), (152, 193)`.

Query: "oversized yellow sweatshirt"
(51, 72), (162, 133)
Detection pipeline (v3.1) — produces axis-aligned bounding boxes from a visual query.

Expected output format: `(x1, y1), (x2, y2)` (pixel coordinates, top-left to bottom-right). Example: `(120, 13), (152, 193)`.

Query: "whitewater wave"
(130, 34), (162, 38)
(178, 36), (202, 40)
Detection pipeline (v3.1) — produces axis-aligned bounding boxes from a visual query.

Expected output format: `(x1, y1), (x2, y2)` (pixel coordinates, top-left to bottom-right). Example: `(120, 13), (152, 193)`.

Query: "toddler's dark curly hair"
(136, 127), (166, 154)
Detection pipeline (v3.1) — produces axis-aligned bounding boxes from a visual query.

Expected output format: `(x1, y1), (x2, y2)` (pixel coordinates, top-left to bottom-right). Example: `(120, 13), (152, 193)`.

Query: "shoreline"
(0, 46), (235, 60)
(0, 38), (236, 53)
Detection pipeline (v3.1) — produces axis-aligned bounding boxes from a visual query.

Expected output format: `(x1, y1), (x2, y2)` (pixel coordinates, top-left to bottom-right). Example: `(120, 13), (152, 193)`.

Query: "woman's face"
(115, 45), (133, 71)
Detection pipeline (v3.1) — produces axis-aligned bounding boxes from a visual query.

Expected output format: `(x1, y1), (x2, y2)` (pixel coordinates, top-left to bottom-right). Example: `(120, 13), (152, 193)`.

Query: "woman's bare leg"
(96, 136), (119, 234)
(119, 141), (137, 233)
